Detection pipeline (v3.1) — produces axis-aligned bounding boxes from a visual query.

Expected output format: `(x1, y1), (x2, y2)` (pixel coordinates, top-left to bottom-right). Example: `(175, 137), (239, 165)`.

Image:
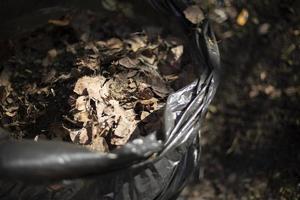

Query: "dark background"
(180, 0), (300, 199)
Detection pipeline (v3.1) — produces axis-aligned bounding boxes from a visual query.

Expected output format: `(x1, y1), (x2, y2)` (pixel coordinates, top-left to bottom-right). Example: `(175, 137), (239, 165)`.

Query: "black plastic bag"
(0, 1), (220, 199)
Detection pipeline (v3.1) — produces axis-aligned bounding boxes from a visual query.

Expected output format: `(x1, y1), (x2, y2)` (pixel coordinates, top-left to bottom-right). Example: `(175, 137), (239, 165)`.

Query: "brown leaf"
(84, 42), (99, 53)
(74, 111), (90, 124)
(126, 35), (147, 52)
(109, 100), (126, 118)
(163, 74), (179, 81)
(258, 23), (270, 35)
(139, 97), (159, 105)
(118, 57), (140, 69)
(140, 111), (150, 120)
(48, 19), (70, 26)
(74, 76), (107, 100)
(26, 85), (50, 95)
(34, 134), (47, 142)
(91, 123), (105, 137)
(78, 128), (90, 144)
(97, 38), (123, 49)
(5, 110), (18, 117)
(42, 49), (59, 67)
(96, 101), (108, 121)
(236, 9), (249, 26)
(86, 136), (109, 152)
(138, 88), (154, 100)
(140, 49), (157, 65)
(0, 86), (9, 103)
(4, 106), (19, 116)
(75, 96), (88, 111)
(42, 69), (57, 83)
(0, 67), (12, 87)
(101, 0), (118, 11)
(68, 127), (89, 144)
(109, 100), (136, 145)
(183, 5), (204, 24)
(48, 49), (58, 59)
(54, 73), (71, 82)
(171, 45), (184, 61)
(149, 75), (170, 98)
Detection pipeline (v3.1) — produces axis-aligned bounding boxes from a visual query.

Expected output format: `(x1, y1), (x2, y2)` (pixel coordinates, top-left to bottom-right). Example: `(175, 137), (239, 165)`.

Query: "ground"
(180, 0), (300, 199)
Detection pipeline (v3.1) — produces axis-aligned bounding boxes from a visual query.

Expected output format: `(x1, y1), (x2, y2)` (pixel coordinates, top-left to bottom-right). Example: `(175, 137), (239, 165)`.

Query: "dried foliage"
(0, 10), (188, 152)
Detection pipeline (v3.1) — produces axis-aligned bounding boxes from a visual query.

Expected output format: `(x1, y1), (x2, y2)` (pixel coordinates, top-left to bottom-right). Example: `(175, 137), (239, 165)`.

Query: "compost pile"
(0, 10), (191, 152)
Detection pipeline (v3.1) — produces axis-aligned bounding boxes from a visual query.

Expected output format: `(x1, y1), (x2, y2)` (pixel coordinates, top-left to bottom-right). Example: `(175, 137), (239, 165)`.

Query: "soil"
(180, 0), (300, 199)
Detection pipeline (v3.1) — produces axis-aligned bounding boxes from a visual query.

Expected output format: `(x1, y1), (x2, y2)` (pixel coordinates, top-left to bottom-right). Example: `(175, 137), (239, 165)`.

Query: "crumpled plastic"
(0, 0), (220, 199)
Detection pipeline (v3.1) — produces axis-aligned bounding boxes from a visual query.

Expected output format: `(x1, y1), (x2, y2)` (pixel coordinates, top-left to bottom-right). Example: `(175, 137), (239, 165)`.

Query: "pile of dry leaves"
(0, 10), (191, 152)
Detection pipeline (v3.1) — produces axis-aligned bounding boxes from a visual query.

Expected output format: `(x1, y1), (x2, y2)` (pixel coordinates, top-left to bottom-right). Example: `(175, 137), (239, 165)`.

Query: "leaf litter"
(0, 10), (191, 152)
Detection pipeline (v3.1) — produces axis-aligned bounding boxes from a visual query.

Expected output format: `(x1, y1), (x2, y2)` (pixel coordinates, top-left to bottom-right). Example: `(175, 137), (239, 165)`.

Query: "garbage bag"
(0, 0), (220, 199)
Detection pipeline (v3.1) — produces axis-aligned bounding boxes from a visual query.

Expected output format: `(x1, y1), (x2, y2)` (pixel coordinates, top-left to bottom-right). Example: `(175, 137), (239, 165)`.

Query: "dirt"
(180, 0), (300, 199)
(0, 10), (187, 152)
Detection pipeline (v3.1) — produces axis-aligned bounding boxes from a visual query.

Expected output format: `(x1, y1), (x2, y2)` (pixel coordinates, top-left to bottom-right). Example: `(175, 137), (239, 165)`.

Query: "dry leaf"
(52, 73), (71, 83)
(0, 86), (9, 103)
(48, 49), (58, 59)
(110, 100), (126, 118)
(75, 96), (88, 111)
(0, 67), (12, 87)
(183, 5), (204, 24)
(5, 110), (17, 117)
(65, 43), (77, 54)
(236, 9), (249, 26)
(114, 117), (131, 137)
(118, 57), (140, 68)
(84, 42), (99, 53)
(68, 127), (89, 144)
(42, 69), (56, 83)
(96, 101), (107, 121)
(48, 19), (70, 26)
(74, 76), (107, 100)
(140, 97), (159, 105)
(138, 88), (154, 100)
(163, 74), (179, 81)
(140, 111), (150, 120)
(147, 73), (170, 98)
(78, 128), (90, 144)
(258, 23), (270, 34)
(126, 35), (147, 52)
(0, 67), (11, 103)
(42, 49), (59, 67)
(109, 100), (136, 145)
(1, 10), (179, 152)
(26, 86), (50, 95)
(101, 0), (118, 11)
(86, 136), (109, 152)
(171, 45), (184, 61)
(140, 50), (157, 65)
(34, 134), (47, 142)
(98, 38), (123, 49)
(91, 123), (105, 137)
(74, 111), (90, 124)
(76, 56), (100, 71)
